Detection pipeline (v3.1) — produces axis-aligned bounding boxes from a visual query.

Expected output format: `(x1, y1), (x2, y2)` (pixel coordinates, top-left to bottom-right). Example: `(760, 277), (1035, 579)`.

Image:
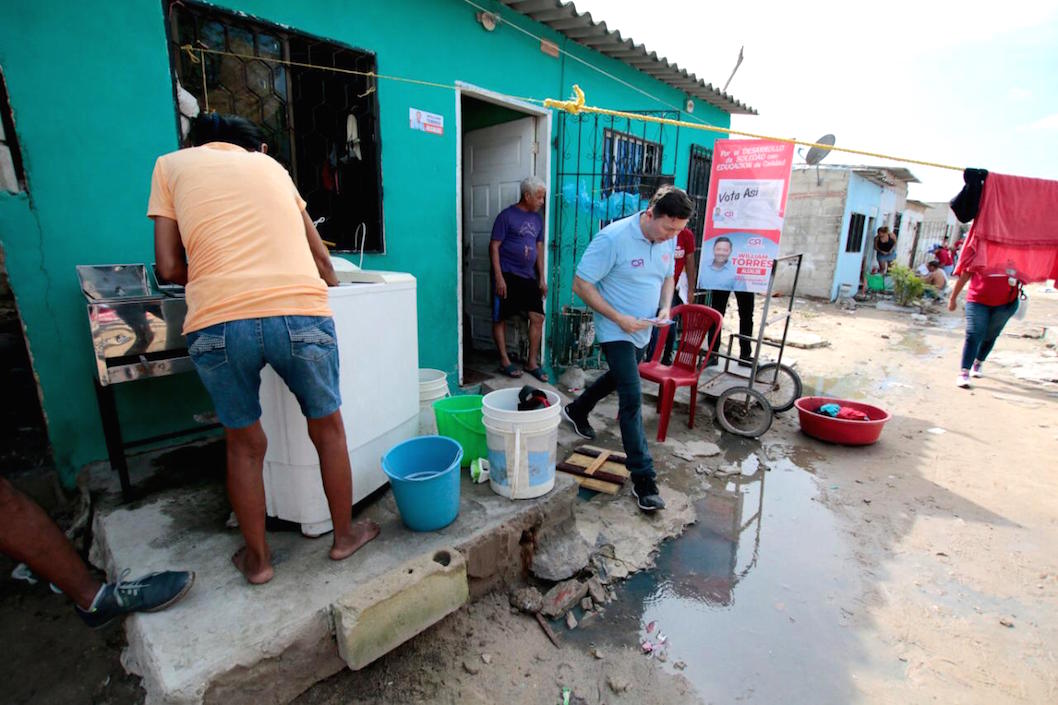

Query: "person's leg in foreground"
(224, 421), (275, 584)
(604, 342), (665, 511)
(525, 310), (548, 381)
(306, 410), (380, 559)
(268, 315), (379, 564)
(970, 299), (1018, 379)
(566, 342), (664, 511)
(0, 477), (194, 626)
(958, 302), (991, 387)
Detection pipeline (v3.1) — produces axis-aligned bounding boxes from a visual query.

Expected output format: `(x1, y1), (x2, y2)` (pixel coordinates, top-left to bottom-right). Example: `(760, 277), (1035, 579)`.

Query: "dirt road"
(3, 287), (1056, 705)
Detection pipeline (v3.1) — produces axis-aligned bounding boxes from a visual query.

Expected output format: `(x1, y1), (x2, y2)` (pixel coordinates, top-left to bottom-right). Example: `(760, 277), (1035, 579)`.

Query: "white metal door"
(461, 117), (536, 350)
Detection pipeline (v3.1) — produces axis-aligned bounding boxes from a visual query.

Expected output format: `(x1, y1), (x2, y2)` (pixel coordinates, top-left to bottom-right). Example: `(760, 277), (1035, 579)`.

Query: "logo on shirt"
(631, 258), (644, 268)
(662, 254), (671, 264)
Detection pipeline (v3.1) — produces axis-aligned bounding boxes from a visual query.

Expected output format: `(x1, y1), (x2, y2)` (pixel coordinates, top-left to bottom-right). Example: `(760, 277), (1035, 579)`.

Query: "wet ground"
(567, 445), (899, 704)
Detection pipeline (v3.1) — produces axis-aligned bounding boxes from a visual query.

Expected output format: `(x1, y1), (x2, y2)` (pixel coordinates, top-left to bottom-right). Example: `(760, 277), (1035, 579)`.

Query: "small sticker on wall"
(409, 108), (443, 135)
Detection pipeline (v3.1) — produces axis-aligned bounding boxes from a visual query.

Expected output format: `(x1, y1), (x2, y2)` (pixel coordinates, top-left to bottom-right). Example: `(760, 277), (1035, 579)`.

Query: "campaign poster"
(696, 139), (795, 294)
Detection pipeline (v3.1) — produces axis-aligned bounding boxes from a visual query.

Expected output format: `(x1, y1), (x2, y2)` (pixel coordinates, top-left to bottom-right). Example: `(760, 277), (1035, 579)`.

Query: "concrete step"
(91, 472), (576, 705)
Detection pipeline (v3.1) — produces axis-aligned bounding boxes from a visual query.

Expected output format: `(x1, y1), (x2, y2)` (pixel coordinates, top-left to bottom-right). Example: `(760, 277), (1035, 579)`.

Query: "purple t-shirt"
(491, 205), (544, 279)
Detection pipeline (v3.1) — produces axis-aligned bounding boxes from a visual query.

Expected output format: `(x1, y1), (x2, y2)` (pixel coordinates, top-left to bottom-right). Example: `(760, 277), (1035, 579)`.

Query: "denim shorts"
(185, 315), (341, 429)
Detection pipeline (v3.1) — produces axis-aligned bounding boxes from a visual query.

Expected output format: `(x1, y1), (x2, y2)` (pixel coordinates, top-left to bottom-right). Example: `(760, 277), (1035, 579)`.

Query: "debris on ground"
(540, 579), (589, 618)
(565, 612), (578, 630)
(534, 612), (560, 647)
(580, 597), (593, 612)
(480, 653), (493, 665)
(999, 617), (1015, 628)
(462, 659), (480, 675)
(586, 576), (607, 605)
(509, 586), (544, 614)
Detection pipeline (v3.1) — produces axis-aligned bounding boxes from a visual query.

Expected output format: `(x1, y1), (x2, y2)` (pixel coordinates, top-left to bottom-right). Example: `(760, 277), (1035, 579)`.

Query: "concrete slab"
(91, 472), (577, 705)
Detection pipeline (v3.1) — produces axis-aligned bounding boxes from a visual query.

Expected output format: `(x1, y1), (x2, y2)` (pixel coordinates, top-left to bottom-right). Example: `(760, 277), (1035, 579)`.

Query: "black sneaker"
(76, 569), (195, 629)
(631, 476), (666, 512)
(562, 404), (596, 440)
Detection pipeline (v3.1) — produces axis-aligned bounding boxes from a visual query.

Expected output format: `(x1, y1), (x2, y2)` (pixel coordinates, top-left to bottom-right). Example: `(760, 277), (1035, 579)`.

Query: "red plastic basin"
(794, 396), (891, 446)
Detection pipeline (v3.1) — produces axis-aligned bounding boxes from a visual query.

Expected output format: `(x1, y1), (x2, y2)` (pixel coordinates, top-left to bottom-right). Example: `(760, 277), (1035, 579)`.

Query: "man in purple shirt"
(490, 176), (548, 381)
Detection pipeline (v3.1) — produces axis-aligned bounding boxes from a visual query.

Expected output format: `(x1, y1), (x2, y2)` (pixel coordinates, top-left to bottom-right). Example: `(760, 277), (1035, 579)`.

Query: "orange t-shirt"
(147, 142), (331, 333)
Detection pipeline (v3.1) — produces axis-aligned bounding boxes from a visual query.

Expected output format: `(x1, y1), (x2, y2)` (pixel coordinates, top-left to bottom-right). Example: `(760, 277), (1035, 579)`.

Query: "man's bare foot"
(232, 546), (275, 584)
(330, 519), (381, 561)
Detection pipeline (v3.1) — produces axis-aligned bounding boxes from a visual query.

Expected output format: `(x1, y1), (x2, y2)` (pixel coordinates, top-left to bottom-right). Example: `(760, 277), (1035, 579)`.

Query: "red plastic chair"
(638, 303), (723, 442)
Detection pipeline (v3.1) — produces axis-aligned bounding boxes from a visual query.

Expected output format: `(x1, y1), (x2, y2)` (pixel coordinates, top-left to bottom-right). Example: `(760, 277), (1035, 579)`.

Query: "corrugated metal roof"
(497, 0), (757, 115)
(796, 164), (920, 186)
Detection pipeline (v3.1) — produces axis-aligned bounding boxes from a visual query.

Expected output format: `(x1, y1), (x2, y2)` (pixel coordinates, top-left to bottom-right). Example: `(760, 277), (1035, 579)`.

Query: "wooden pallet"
(557, 445), (630, 494)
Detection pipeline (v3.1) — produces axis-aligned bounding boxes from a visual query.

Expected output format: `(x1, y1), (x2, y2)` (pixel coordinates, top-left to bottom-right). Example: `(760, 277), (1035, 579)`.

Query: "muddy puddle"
(568, 457), (896, 703)
(804, 369), (910, 400)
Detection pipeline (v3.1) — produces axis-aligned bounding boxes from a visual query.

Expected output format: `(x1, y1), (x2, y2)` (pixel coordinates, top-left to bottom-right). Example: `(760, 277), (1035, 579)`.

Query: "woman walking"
(947, 237), (1020, 388)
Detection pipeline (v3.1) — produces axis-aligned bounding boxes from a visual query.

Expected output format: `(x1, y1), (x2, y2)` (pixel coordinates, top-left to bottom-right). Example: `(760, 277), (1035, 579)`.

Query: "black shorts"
(492, 273), (544, 322)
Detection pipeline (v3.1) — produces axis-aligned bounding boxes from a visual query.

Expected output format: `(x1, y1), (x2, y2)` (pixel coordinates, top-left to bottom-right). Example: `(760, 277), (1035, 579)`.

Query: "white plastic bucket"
(481, 388), (561, 499)
(418, 369), (450, 435)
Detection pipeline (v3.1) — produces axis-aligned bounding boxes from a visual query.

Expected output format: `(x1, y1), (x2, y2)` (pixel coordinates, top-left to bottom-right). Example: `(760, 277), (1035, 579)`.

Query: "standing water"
(569, 457), (897, 703)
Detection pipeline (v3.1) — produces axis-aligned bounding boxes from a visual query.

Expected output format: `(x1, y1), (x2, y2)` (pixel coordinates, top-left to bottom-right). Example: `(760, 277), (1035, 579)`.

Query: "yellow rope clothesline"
(182, 45), (965, 174)
(180, 44), (546, 106)
(545, 86), (966, 173)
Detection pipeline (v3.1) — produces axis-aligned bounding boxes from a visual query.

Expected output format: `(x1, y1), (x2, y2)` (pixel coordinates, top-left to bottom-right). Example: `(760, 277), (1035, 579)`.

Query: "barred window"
(165, 2), (384, 252)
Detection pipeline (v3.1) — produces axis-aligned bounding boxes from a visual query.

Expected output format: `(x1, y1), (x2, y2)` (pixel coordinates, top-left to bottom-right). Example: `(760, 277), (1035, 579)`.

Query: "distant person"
(646, 225), (697, 365)
(0, 477), (194, 627)
(948, 237), (1020, 388)
(874, 226), (897, 275)
(149, 113), (379, 585)
(933, 242), (954, 276)
(919, 260), (948, 297)
(562, 186), (694, 512)
(489, 176), (548, 381)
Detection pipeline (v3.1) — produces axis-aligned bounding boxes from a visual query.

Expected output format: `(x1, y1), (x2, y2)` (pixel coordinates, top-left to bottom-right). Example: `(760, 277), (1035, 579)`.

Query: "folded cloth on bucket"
(518, 385), (552, 411)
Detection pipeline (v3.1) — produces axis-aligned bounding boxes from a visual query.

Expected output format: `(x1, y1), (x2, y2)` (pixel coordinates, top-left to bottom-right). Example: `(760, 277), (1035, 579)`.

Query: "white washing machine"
(259, 272), (418, 536)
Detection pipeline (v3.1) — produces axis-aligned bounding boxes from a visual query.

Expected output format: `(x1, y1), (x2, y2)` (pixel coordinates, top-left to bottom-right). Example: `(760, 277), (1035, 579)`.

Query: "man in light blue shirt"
(562, 186), (693, 512)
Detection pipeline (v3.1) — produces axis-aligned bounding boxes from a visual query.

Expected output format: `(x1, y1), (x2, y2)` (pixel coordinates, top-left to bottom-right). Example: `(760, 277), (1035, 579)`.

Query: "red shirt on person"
(935, 247), (953, 267)
(673, 227), (696, 282)
(954, 237), (1019, 306)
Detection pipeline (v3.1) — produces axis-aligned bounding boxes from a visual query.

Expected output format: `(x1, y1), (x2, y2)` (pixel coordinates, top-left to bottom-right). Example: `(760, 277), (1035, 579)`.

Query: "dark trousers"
(569, 341), (654, 480)
(709, 290), (755, 361)
(961, 300), (1017, 370)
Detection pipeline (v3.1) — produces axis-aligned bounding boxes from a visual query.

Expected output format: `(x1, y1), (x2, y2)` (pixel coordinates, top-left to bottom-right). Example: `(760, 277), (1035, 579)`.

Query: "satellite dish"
(804, 134), (836, 165)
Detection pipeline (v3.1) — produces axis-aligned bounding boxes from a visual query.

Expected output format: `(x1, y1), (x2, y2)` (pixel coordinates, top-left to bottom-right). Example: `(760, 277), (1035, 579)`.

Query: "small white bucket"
(481, 387), (561, 499)
(418, 369), (450, 435)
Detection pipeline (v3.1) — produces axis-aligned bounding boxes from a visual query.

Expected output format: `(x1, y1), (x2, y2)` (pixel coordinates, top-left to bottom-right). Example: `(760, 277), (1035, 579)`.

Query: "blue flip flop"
(498, 363), (523, 378)
(524, 367), (549, 383)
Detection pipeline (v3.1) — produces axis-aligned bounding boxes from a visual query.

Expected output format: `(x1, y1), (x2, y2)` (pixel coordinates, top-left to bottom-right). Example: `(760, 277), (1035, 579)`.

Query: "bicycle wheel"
(716, 386), (773, 437)
(752, 363), (803, 413)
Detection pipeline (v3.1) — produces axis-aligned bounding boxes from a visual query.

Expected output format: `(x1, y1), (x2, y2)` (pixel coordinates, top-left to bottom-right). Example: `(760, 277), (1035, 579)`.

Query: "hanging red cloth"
(957, 173), (1058, 283)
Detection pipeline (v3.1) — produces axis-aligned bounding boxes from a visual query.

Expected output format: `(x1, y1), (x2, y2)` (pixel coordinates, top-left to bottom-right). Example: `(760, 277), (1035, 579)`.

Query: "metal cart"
(695, 254), (805, 437)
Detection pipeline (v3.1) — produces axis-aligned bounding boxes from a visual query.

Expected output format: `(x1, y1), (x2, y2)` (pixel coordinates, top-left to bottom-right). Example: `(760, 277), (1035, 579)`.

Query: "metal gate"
(686, 144), (713, 245)
(549, 110), (680, 369)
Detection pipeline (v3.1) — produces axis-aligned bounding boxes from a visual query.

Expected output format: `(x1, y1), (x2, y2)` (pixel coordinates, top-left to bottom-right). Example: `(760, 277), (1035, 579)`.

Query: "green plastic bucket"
(867, 274), (885, 291)
(433, 394), (486, 468)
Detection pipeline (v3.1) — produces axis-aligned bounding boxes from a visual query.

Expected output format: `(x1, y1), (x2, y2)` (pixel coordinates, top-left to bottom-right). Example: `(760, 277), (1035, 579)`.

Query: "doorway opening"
(456, 87), (550, 385)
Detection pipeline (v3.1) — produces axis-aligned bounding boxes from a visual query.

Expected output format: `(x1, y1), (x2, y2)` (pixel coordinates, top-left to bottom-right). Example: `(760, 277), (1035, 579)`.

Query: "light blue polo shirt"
(576, 212), (676, 348)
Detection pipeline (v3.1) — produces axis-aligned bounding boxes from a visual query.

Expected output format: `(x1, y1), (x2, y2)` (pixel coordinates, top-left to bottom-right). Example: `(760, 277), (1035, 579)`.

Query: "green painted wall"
(0, 0), (733, 485)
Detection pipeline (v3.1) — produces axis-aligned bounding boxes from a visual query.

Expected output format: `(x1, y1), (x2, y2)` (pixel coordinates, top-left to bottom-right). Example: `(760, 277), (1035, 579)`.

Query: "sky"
(570, 0), (1058, 201)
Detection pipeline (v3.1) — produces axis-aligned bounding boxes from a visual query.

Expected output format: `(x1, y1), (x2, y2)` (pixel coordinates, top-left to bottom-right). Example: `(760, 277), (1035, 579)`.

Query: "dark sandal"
(498, 363), (523, 378)
(524, 367), (549, 383)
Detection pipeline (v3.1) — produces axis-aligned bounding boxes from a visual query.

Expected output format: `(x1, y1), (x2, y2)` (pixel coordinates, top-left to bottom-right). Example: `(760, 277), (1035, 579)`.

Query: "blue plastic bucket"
(381, 435), (463, 531)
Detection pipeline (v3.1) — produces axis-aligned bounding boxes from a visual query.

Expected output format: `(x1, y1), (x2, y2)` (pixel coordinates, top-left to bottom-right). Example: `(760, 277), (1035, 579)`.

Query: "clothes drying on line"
(953, 171), (1058, 284)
